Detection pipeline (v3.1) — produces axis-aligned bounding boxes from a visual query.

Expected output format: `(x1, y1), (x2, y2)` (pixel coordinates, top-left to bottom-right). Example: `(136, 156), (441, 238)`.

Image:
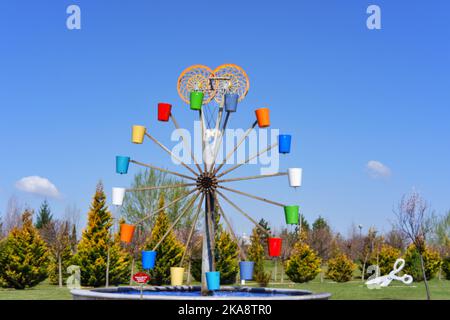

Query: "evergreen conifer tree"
(247, 226), (271, 286)
(69, 223), (77, 254)
(35, 200), (53, 229)
(0, 210), (49, 289)
(257, 219), (271, 257)
(285, 237), (321, 283)
(144, 193), (184, 285)
(73, 182), (130, 287)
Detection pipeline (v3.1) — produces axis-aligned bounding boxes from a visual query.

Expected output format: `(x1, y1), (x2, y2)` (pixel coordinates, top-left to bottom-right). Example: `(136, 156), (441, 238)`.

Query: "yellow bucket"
(132, 125), (146, 144)
(170, 267), (184, 286)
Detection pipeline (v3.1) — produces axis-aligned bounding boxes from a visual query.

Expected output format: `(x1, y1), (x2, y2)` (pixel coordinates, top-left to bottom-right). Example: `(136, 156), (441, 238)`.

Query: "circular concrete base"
(71, 286), (331, 300)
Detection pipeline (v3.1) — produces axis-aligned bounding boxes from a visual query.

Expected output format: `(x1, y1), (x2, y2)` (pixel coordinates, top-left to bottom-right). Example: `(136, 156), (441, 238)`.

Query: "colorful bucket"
(116, 156), (130, 174)
(112, 187), (126, 206)
(224, 93), (239, 112)
(205, 271), (220, 291)
(284, 205), (299, 224)
(170, 267), (184, 286)
(268, 237), (282, 257)
(158, 103), (172, 122)
(132, 125), (146, 144)
(288, 168), (302, 187)
(278, 135), (292, 154)
(239, 261), (254, 280)
(142, 250), (157, 270)
(120, 223), (135, 243)
(190, 91), (204, 110)
(255, 108), (270, 128)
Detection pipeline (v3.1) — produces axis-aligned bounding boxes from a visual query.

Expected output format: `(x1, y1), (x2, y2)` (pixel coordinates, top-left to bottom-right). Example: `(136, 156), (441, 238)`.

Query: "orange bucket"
(120, 223), (135, 243)
(255, 108), (270, 128)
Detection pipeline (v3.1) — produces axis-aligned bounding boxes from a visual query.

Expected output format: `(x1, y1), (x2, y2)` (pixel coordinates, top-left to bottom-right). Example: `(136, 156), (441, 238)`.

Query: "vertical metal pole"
(201, 192), (215, 295)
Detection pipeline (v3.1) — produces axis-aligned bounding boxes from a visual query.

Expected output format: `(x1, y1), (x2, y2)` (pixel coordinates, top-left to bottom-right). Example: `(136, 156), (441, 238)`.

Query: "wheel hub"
(196, 172), (218, 193)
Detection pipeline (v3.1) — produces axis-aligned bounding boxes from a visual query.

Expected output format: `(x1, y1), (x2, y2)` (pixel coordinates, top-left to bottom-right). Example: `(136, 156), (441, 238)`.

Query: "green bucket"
(284, 205), (299, 225)
(190, 91), (204, 110)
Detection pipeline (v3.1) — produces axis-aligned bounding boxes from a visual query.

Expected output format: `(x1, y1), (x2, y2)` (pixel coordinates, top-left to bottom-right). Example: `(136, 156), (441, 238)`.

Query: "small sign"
(132, 272), (150, 284)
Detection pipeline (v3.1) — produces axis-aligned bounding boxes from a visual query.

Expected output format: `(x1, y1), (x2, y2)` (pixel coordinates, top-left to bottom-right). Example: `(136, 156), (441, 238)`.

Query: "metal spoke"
(213, 193), (246, 260)
(218, 172), (287, 183)
(152, 191), (201, 251)
(130, 160), (197, 181)
(127, 183), (196, 192)
(199, 109), (207, 172)
(208, 111), (231, 174)
(205, 192), (216, 268)
(144, 132), (199, 177)
(209, 100), (224, 172)
(136, 188), (197, 225)
(216, 142), (278, 178)
(180, 193), (205, 266)
(213, 120), (258, 175)
(170, 113), (203, 174)
(218, 185), (285, 207)
(216, 190), (271, 236)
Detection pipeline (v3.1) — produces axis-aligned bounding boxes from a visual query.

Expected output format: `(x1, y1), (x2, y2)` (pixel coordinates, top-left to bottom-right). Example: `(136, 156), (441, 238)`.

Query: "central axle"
(196, 172), (218, 193)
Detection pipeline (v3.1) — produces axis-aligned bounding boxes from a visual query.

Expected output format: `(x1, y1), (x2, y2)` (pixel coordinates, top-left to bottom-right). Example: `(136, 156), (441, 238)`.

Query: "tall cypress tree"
(144, 193), (184, 285)
(0, 210), (49, 289)
(74, 182), (130, 287)
(69, 223), (77, 254)
(35, 200), (53, 229)
(257, 219), (271, 258)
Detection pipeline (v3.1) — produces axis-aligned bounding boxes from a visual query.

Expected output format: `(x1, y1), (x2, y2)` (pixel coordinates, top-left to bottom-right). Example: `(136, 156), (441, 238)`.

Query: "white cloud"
(366, 160), (391, 178)
(15, 176), (60, 198)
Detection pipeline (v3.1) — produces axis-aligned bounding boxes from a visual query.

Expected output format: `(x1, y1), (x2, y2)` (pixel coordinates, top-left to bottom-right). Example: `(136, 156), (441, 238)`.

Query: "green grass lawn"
(0, 278), (449, 300)
(0, 280), (72, 300)
(1, 265), (449, 300)
(262, 278), (450, 300)
(255, 260), (450, 300)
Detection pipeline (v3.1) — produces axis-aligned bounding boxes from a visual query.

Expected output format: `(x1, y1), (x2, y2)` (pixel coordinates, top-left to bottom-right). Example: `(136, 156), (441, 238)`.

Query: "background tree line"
(0, 170), (449, 301)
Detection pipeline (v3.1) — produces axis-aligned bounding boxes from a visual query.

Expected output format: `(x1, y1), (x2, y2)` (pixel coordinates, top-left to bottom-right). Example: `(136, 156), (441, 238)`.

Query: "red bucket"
(268, 237), (282, 257)
(158, 103), (172, 122)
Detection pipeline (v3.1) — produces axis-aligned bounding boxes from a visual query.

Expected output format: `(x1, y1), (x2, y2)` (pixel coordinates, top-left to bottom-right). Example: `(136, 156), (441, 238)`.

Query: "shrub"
(368, 244), (401, 275)
(247, 227), (271, 286)
(254, 270), (271, 287)
(189, 237), (202, 282)
(442, 256), (450, 280)
(326, 253), (356, 282)
(285, 241), (321, 283)
(403, 244), (442, 281)
(215, 230), (239, 284)
(0, 211), (49, 289)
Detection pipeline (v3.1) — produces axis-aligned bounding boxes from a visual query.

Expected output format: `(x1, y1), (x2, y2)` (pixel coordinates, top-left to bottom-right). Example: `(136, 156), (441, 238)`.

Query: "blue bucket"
(278, 135), (292, 154)
(224, 93), (239, 112)
(116, 156), (130, 174)
(239, 261), (254, 280)
(205, 271), (220, 290)
(141, 250), (157, 270)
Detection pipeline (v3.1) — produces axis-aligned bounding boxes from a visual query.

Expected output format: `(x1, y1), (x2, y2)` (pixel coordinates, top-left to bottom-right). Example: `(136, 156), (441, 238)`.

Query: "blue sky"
(1, 0), (449, 236)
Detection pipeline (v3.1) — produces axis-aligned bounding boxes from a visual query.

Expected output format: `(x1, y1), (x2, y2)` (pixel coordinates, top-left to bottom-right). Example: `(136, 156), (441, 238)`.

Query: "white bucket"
(112, 187), (126, 206)
(288, 168), (302, 187)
